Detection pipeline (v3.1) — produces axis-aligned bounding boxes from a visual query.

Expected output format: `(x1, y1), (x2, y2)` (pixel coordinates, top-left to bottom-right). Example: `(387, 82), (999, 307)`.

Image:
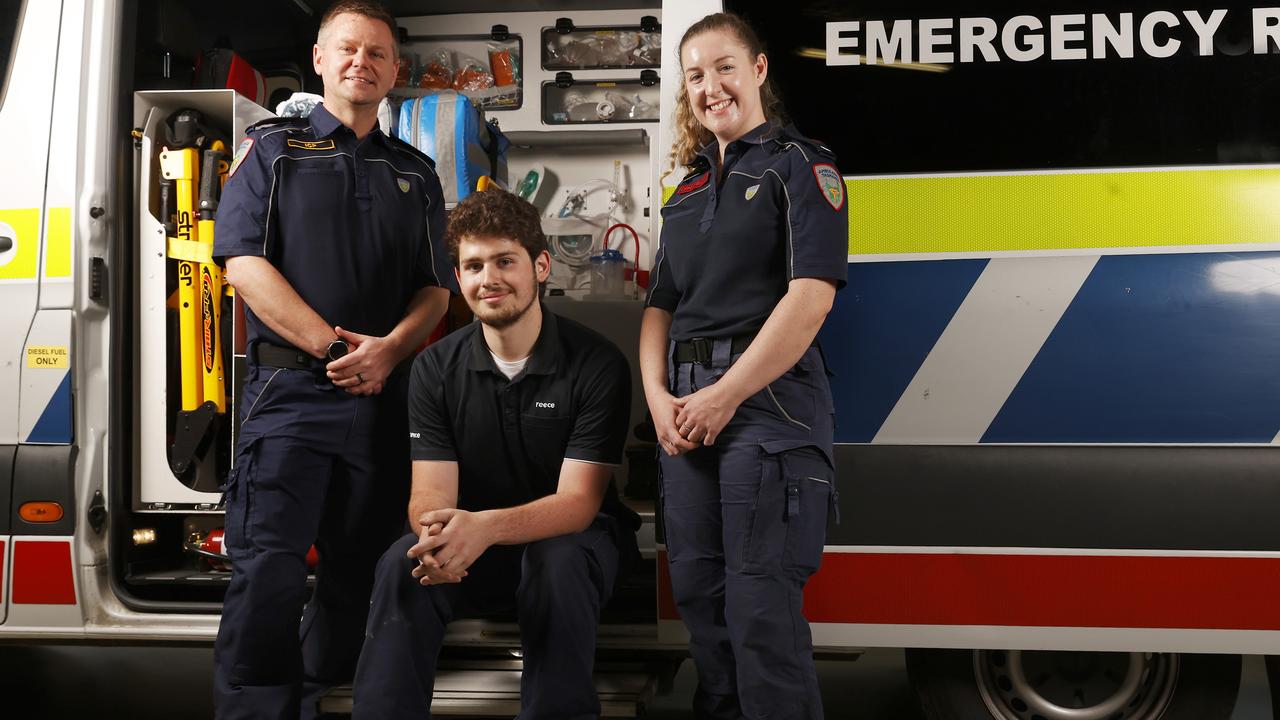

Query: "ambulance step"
(317, 659), (666, 717)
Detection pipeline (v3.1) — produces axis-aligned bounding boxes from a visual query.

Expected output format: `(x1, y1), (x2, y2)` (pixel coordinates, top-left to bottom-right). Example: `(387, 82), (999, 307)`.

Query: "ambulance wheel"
(906, 649), (1240, 720)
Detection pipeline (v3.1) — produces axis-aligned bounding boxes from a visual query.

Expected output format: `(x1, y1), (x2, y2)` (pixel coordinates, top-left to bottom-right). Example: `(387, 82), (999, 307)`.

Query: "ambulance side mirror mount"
(0, 235), (12, 253)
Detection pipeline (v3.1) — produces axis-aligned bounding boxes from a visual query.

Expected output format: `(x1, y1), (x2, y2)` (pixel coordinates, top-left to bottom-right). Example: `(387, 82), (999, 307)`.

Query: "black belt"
(674, 333), (819, 365)
(254, 342), (319, 370)
(673, 334), (756, 365)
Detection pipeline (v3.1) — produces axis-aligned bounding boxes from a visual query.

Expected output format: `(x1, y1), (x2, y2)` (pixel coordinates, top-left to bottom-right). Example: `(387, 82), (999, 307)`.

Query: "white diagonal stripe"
(1272, 427), (1280, 444)
(873, 255), (1100, 444)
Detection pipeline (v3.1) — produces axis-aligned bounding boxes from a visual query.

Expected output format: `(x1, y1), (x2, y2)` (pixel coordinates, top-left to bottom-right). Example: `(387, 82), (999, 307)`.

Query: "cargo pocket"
(655, 449), (672, 557)
(221, 439), (260, 557)
(741, 441), (833, 577)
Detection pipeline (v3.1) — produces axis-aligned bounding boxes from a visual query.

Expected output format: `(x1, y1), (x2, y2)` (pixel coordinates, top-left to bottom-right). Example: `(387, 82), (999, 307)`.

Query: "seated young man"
(352, 188), (638, 720)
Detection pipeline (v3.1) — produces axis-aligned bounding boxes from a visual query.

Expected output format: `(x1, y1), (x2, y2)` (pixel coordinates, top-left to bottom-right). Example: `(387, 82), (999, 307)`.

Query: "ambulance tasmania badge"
(228, 137), (253, 178)
(812, 163), (845, 211)
(397, 178), (411, 193)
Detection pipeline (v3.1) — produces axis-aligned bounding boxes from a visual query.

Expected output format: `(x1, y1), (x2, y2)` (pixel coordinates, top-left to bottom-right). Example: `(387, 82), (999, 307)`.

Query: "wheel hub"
(974, 650), (1179, 720)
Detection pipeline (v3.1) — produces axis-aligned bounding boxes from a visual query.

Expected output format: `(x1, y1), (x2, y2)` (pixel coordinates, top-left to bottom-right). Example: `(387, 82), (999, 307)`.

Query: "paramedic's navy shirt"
(646, 122), (849, 341)
(407, 309), (634, 524)
(213, 103), (457, 352)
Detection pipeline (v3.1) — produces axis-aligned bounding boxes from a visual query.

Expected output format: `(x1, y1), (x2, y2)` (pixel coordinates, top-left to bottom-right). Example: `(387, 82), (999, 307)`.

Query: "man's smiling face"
(313, 12), (399, 112)
(455, 236), (551, 331)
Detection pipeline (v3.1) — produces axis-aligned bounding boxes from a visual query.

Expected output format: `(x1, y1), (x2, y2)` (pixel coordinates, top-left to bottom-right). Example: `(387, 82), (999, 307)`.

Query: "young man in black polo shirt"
(351, 189), (637, 719)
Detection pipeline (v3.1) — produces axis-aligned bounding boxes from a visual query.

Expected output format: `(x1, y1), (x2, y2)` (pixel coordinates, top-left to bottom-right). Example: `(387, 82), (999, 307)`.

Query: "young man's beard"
(474, 283), (538, 330)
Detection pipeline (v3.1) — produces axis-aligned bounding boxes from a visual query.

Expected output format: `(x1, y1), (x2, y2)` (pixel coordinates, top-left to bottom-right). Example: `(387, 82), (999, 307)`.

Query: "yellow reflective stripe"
(847, 167), (1280, 255)
(45, 206), (71, 277)
(0, 208), (40, 280)
(662, 186), (676, 204)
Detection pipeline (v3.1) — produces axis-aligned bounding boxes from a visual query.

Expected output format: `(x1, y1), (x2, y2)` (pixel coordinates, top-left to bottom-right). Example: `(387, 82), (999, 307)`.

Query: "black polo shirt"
(214, 103), (458, 351)
(646, 121), (849, 341)
(407, 309), (634, 523)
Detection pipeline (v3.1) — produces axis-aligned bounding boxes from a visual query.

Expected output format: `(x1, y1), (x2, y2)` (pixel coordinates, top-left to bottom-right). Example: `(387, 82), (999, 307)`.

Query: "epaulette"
(246, 115), (306, 133)
(774, 126), (837, 162)
(386, 134), (438, 171)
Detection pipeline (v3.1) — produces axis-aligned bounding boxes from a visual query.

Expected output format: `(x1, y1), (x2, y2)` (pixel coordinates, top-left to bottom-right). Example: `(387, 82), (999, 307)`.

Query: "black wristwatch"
(326, 339), (349, 361)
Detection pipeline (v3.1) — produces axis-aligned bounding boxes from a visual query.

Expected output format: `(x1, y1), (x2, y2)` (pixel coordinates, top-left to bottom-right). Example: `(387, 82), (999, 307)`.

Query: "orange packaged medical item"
(489, 47), (515, 87)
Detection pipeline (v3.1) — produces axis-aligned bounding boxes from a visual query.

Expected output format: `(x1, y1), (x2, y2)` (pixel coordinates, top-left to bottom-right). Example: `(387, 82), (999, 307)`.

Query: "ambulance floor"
(0, 645), (1271, 718)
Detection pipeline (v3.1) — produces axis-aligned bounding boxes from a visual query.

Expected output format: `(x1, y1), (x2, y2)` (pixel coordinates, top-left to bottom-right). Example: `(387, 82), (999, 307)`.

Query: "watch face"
(327, 340), (349, 361)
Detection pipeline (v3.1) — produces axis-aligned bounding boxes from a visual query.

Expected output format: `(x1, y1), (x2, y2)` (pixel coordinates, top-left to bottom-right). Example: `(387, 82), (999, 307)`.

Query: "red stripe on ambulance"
(659, 550), (1280, 631)
(11, 540), (76, 605)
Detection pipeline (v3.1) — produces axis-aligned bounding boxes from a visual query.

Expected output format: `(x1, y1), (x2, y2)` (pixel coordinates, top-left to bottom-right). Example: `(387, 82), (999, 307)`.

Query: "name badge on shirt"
(286, 139), (336, 151)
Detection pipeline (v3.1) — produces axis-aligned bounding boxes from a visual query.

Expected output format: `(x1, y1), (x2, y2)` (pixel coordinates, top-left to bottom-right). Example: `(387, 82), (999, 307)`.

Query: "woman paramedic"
(639, 12), (849, 720)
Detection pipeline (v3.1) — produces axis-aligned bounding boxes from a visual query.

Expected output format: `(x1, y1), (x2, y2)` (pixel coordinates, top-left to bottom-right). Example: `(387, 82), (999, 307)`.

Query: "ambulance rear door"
(0, 0), (62, 625)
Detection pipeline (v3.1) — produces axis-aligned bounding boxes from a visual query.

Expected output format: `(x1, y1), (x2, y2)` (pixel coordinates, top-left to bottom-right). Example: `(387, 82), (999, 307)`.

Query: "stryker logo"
(409, 432), (421, 438)
(201, 267), (215, 372)
(535, 401), (556, 409)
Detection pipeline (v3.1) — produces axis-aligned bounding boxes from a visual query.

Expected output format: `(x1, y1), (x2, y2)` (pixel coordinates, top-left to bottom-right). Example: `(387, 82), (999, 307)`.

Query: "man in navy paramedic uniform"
(350, 189), (639, 720)
(210, 2), (455, 718)
(639, 14), (848, 720)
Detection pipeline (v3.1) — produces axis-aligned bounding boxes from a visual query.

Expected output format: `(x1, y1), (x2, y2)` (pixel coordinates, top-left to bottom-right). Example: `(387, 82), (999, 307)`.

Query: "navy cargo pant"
(213, 361), (411, 720)
(661, 341), (836, 720)
(351, 515), (625, 720)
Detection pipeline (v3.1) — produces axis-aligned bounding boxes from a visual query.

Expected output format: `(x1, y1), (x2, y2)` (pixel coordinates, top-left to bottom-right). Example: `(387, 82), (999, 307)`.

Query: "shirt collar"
(696, 120), (780, 167)
(310, 103), (394, 147)
(738, 120), (780, 146)
(467, 306), (562, 377)
(308, 103), (344, 139)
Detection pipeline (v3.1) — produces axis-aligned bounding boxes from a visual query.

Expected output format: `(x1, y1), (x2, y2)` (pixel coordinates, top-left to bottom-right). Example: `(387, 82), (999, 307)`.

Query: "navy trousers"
(213, 364), (411, 720)
(661, 342), (836, 720)
(351, 517), (623, 720)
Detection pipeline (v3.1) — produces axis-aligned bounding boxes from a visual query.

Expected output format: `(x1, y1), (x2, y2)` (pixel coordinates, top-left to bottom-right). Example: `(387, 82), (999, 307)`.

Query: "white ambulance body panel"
(0, 1), (59, 447)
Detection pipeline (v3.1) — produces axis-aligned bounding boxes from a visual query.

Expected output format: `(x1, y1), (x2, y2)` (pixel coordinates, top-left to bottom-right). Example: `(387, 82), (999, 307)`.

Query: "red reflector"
(12, 540), (76, 605)
(19, 502), (64, 523)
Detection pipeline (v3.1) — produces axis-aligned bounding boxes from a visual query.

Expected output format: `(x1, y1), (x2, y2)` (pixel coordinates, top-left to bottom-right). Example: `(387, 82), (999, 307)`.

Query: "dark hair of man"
(318, 0), (400, 57)
(445, 189), (548, 265)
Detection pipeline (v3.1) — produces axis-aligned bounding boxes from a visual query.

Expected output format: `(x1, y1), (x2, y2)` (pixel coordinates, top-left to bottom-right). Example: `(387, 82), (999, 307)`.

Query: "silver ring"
(356, 372), (365, 384)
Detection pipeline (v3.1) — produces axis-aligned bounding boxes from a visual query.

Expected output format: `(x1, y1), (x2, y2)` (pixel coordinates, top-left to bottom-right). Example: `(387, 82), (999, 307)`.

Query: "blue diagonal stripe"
(25, 370), (73, 444)
(984, 252), (1280, 443)
(823, 259), (989, 443)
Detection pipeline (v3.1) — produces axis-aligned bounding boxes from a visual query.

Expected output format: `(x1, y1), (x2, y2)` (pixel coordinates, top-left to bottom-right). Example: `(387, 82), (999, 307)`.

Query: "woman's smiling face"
(681, 29), (769, 149)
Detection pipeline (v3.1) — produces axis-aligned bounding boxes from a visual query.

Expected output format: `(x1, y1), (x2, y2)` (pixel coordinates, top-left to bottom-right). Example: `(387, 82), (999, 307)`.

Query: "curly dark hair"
(445, 189), (547, 265)
(318, 0), (400, 56)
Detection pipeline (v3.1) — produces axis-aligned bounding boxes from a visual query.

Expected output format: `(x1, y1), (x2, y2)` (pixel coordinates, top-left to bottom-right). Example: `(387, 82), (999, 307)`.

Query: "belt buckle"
(690, 337), (712, 366)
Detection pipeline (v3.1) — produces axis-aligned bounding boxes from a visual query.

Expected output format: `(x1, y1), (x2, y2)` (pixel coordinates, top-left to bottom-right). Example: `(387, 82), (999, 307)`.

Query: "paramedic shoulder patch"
(228, 137), (253, 178)
(286, 138), (337, 151)
(812, 163), (845, 211)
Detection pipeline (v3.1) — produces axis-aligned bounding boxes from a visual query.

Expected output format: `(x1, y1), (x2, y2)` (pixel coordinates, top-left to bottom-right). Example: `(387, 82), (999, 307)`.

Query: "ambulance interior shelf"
(396, 30), (522, 111)
(503, 128), (648, 149)
(543, 72), (658, 125)
(542, 17), (661, 70)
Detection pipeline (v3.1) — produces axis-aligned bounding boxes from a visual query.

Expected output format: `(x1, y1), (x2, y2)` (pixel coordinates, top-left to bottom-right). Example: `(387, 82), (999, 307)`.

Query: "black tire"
(905, 649), (1240, 720)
